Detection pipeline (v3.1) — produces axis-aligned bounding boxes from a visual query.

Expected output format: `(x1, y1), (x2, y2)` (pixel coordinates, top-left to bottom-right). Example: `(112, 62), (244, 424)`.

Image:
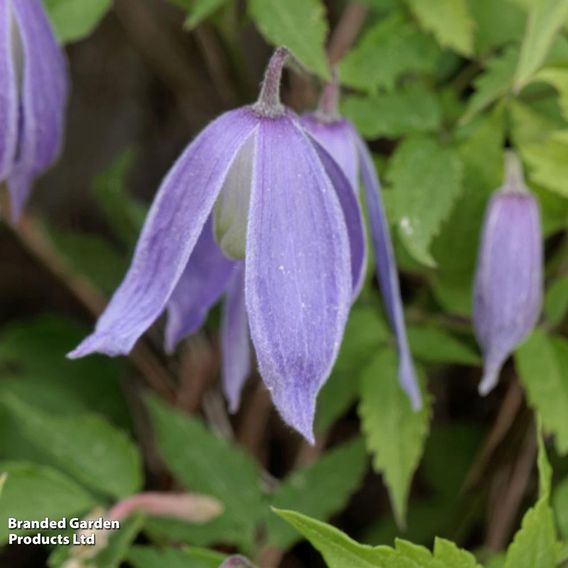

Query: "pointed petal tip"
(399, 356), (422, 411)
(227, 396), (241, 415)
(67, 333), (131, 360)
(271, 386), (317, 445)
(163, 326), (180, 356)
(288, 414), (316, 445)
(479, 368), (501, 396)
(409, 389), (422, 412)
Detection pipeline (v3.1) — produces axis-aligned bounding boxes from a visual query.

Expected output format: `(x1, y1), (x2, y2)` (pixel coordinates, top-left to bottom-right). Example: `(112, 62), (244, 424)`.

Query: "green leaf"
(47, 226), (127, 294)
(534, 184), (568, 237)
(468, 0), (525, 55)
(521, 130), (568, 197)
(422, 425), (483, 500)
(92, 514), (145, 568)
(405, 0), (475, 56)
(533, 67), (568, 121)
(391, 539), (439, 566)
(146, 396), (265, 549)
(388, 135), (464, 267)
(432, 107), (504, 313)
(515, 330), (568, 454)
(504, 499), (556, 568)
(274, 509), (393, 568)
(339, 14), (440, 93)
(0, 462), (95, 543)
(366, 424), (483, 547)
(537, 427), (552, 501)
(129, 545), (227, 568)
(276, 510), (483, 568)
(0, 315), (128, 427)
(266, 438), (368, 548)
(508, 99), (565, 147)
(358, 348), (431, 526)
(184, 0), (230, 29)
(91, 149), (147, 249)
(545, 275), (568, 326)
(407, 325), (480, 366)
(432, 530), (476, 565)
(341, 88), (442, 139)
(461, 46), (518, 124)
(364, 499), (447, 550)
(553, 475), (568, 539)
(1, 395), (142, 499)
(316, 305), (389, 433)
(514, 0), (568, 90)
(248, 0), (329, 79)
(43, 0), (112, 43)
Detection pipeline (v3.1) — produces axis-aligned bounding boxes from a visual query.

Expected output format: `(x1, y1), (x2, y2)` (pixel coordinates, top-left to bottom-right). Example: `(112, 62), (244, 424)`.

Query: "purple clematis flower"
(473, 151), (543, 395)
(0, 0), (68, 219)
(69, 48), (367, 443)
(164, 219), (250, 413)
(300, 80), (422, 409)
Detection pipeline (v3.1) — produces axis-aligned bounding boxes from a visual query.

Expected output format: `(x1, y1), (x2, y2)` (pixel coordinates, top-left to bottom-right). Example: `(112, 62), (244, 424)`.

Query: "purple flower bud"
(473, 152), (543, 394)
(69, 48), (367, 443)
(219, 556), (254, 568)
(300, 79), (422, 410)
(0, 0), (68, 220)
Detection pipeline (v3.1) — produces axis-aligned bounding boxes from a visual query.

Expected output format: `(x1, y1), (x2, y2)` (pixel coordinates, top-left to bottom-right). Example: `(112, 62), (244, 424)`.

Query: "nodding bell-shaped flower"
(0, 0), (68, 220)
(300, 79), (422, 410)
(69, 48), (367, 443)
(473, 151), (543, 395)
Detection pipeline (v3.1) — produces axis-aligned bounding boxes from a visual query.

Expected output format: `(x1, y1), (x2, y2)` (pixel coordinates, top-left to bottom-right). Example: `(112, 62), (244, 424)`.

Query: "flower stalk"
(253, 46), (289, 117)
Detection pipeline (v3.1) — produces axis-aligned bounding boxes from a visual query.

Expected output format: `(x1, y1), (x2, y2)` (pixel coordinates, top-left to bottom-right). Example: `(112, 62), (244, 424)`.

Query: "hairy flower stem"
(502, 151), (527, 194)
(253, 47), (289, 117)
(316, 76), (340, 122)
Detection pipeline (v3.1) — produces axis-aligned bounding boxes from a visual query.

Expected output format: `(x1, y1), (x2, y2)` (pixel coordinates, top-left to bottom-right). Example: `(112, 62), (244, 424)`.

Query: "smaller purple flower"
(473, 151), (543, 395)
(300, 80), (421, 409)
(219, 556), (254, 568)
(69, 48), (367, 443)
(0, 0), (68, 219)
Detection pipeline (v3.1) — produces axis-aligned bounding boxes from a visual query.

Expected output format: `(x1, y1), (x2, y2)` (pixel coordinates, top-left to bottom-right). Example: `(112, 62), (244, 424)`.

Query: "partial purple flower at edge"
(69, 48), (367, 443)
(0, 0), (68, 220)
(301, 81), (422, 410)
(219, 556), (255, 568)
(473, 151), (543, 395)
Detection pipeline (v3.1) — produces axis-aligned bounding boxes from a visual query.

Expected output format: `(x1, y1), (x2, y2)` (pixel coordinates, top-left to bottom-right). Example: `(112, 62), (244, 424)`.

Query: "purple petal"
(354, 130), (422, 410)
(221, 263), (251, 412)
(245, 116), (352, 443)
(0, 1), (18, 181)
(301, 114), (359, 191)
(474, 190), (542, 394)
(220, 556), (254, 568)
(164, 217), (236, 353)
(9, 0), (69, 219)
(306, 131), (367, 298)
(69, 108), (259, 358)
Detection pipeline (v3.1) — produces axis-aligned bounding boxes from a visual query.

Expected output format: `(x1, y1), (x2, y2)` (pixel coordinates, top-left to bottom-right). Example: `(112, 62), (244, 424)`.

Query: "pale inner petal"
(9, 3), (23, 161)
(9, 5), (23, 91)
(214, 132), (256, 259)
